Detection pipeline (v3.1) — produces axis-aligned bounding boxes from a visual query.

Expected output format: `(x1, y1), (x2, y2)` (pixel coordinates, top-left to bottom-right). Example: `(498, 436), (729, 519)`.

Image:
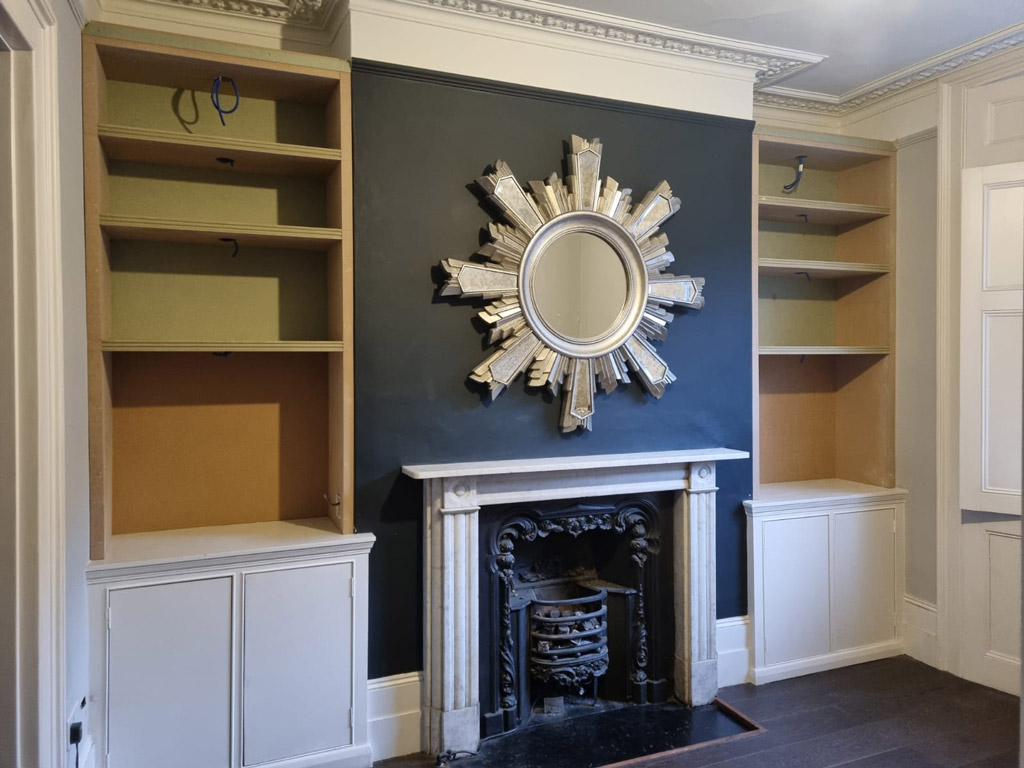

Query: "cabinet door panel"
(833, 508), (897, 650)
(762, 515), (831, 665)
(243, 562), (354, 765)
(108, 578), (233, 768)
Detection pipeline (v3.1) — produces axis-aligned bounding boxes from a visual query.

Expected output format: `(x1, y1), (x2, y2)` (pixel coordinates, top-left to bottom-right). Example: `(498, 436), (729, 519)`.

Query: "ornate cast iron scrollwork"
(487, 498), (660, 712)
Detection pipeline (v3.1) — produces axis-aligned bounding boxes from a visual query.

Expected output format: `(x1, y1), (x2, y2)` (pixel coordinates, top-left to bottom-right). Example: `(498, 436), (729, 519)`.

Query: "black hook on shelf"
(783, 155), (807, 193)
(795, 270), (812, 282)
(210, 76), (240, 126)
(797, 213), (809, 224)
(219, 237), (239, 258)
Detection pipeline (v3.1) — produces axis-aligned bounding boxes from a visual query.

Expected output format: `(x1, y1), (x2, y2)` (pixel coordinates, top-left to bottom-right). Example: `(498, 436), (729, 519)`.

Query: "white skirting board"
(902, 596), (939, 668)
(368, 672), (423, 762)
(368, 617), (753, 761)
(716, 616), (753, 687)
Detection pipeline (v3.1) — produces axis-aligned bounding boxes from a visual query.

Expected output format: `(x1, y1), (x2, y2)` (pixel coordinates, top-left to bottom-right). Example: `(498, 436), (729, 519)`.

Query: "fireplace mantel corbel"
(403, 448), (749, 755)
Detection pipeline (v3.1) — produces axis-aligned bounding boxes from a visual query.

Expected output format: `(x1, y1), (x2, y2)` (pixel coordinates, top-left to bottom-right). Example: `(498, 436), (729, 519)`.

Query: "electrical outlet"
(66, 697), (88, 768)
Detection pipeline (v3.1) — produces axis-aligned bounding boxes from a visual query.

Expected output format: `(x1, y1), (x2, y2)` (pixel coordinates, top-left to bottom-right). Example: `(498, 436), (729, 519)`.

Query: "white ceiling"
(560, 0), (1023, 96)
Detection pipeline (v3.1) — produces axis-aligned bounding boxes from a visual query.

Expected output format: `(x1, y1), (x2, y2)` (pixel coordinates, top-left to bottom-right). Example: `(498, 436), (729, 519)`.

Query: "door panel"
(833, 508), (897, 651)
(761, 515), (830, 665)
(963, 519), (1021, 694)
(242, 562), (354, 765)
(107, 578), (233, 768)
(961, 163), (1024, 516)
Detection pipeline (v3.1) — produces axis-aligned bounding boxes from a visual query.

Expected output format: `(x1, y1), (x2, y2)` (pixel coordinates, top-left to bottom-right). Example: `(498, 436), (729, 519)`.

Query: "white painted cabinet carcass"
(745, 481), (906, 684)
(88, 522), (375, 768)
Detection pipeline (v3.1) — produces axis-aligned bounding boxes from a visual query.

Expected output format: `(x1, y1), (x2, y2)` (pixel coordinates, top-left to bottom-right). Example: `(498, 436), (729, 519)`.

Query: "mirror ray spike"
(443, 135), (704, 431)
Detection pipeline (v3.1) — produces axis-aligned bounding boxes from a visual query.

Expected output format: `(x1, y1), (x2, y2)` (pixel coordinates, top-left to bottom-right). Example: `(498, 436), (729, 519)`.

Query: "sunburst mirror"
(440, 136), (705, 432)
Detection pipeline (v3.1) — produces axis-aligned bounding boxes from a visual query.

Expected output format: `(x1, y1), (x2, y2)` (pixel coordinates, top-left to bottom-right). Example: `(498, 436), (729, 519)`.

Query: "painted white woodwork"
(833, 508), (897, 651)
(0, 0), (75, 762)
(403, 449), (748, 755)
(761, 515), (831, 666)
(962, 517), (1022, 695)
(902, 596), (939, 668)
(107, 578), (233, 768)
(88, 526), (375, 768)
(966, 74), (1024, 168)
(367, 673), (422, 762)
(745, 480), (906, 684)
(243, 563), (354, 765)
(937, 51), (1024, 681)
(960, 162), (1024, 517)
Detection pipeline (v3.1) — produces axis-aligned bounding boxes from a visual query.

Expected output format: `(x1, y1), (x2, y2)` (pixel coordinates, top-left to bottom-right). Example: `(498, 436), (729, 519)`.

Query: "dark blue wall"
(351, 63), (753, 678)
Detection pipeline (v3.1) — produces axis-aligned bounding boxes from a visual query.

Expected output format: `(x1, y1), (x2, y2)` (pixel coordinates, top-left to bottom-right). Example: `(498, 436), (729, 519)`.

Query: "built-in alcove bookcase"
(753, 128), (896, 494)
(83, 26), (355, 559)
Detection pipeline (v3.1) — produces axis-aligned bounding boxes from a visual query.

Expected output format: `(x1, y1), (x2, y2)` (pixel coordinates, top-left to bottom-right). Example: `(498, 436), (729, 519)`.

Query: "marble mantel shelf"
(403, 448), (749, 755)
(402, 448), (749, 479)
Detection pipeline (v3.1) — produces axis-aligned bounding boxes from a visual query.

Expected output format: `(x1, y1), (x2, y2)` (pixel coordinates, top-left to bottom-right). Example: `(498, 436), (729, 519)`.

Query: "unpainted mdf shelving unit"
(82, 24), (356, 561)
(752, 127), (897, 496)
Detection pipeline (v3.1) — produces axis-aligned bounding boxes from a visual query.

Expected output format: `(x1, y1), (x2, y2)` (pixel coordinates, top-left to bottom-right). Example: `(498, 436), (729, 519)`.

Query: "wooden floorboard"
(378, 657), (1019, 768)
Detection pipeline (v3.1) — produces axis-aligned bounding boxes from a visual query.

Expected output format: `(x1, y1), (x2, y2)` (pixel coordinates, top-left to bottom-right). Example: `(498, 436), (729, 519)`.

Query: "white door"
(960, 161), (1023, 694)
(242, 562), (354, 765)
(107, 578), (233, 768)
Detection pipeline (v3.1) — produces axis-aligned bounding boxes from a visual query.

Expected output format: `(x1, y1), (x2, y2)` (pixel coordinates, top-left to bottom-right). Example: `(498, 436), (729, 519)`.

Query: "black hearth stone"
(451, 702), (755, 768)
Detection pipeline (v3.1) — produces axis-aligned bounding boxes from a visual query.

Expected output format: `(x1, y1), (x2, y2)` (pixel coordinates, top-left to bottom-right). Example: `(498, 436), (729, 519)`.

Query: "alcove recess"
(753, 128), (896, 496)
(82, 25), (354, 560)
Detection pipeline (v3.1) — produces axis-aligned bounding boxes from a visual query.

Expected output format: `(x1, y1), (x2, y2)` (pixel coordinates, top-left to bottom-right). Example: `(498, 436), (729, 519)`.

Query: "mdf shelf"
(100, 214), (343, 250)
(98, 124), (342, 177)
(758, 258), (890, 279)
(759, 346), (890, 356)
(101, 340), (344, 352)
(758, 196), (890, 226)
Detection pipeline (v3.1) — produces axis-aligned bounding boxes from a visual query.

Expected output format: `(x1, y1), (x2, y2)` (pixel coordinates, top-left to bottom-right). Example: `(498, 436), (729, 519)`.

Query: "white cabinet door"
(761, 515), (831, 665)
(833, 508), (897, 651)
(107, 577), (233, 768)
(242, 562), (355, 766)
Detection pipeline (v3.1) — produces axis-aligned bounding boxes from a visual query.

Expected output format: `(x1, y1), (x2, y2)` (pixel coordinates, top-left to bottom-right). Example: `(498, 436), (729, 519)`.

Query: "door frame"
(0, 0), (69, 763)
(935, 47), (1024, 679)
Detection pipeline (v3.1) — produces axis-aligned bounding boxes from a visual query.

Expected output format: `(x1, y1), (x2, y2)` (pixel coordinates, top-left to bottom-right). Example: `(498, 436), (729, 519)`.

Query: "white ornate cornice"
(371, 0), (824, 87)
(142, 0), (333, 26)
(756, 21), (1024, 115)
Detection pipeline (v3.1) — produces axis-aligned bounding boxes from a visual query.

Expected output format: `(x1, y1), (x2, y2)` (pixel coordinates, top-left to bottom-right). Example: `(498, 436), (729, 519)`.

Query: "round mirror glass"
(531, 231), (628, 341)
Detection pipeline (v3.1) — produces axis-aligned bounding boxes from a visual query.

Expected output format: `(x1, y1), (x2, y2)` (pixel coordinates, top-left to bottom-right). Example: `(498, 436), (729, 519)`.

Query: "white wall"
(56, 0), (89, 743)
(896, 130), (939, 605)
(840, 83), (939, 141)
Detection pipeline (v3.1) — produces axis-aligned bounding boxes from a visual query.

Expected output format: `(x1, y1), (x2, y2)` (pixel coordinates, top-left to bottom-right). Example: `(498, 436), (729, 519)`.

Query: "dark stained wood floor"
(379, 657), (1020, 768)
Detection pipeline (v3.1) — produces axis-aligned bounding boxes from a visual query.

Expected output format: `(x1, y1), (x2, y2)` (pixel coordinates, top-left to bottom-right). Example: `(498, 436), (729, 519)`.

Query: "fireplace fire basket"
(529, 583), (609, 691)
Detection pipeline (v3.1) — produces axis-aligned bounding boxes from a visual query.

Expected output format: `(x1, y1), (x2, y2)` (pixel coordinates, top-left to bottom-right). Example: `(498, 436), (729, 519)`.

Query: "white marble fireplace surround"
(402, 448), (749, 754)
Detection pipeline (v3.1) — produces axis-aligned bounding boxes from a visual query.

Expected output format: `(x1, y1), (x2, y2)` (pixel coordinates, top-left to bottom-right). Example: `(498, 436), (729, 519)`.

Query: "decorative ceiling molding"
(365, 0), (824, 87)
(756, 21), (1024, 115)
(140, 0), (335, 27)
